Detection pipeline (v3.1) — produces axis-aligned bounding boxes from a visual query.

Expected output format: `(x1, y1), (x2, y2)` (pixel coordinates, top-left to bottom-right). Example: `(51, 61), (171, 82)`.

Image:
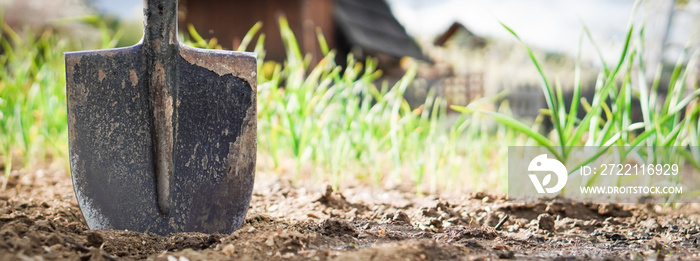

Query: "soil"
(2, 168), (700, 260)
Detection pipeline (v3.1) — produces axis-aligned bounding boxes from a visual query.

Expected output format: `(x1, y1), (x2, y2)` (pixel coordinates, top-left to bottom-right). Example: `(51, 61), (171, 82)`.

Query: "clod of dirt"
(640, 218), (660, 232)
(597, 203), (614, 215)
(318, 185), (345, 209)
(392, 211), (411, 225)
(537, 213), (555, 232)
(442, 226), (498, 241)
(86, 231), (104, 247)
(245, 214), (276, 226)
(436, 200), (458, 217)
(484, 212), (500, 227)
(462, 239), (483, 249)
(470, 192), (501, 202)
(429, 218), (443, 229)
(421, 207), (439, 217)
(597, 203), (632, 217)
(544, 203), (564, 214)
(605, 233), (627, 241)
(646, 239), (664, 251)
(471, 192), (488, 200)
(316, 185), (366, 213)
(34, 219), (54, 232)
(45, 234), (63, 246)
(221, 244), (235, 255)
(320, 218), (357, 237)
(497, 250), (515, 259)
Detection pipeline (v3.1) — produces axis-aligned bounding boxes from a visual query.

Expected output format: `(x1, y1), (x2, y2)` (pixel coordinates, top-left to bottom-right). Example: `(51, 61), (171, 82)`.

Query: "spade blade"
(65, 0), (256, 235)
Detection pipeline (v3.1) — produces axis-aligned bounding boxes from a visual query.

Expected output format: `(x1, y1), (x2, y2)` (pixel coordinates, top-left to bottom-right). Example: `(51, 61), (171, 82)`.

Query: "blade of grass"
(451, 105), (558, 159)
(237, 21), (262, 52)
(501, 22), (565, 155)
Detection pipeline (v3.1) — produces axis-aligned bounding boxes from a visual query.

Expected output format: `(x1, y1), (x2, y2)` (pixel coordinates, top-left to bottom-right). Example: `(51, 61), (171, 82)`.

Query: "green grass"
(453, 1), (700, 188)
(180, 18), (516, 193)
(0, 23), (70, 189)
(1, 16), (509, 194)
(0, 15), (125, 189)
(249, 17), (503, 193)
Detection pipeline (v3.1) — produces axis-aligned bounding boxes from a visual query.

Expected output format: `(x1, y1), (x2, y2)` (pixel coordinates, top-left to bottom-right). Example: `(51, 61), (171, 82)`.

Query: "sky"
(91, 0), (141, 19)
(387, 0), (633, 52)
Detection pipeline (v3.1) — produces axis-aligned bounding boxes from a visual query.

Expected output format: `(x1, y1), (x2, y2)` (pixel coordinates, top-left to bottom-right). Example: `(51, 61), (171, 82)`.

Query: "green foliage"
(12, 9), (695, 196)
(0, 14), (124, 189)
(0, 22), (71, 189)
(0, 15), (503, 194)
(252, 17), (487, 193)
(453, 4), (700, 181)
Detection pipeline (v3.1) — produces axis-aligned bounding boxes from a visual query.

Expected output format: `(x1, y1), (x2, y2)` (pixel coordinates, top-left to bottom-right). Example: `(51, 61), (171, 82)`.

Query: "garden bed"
(2, 168), (700, 260)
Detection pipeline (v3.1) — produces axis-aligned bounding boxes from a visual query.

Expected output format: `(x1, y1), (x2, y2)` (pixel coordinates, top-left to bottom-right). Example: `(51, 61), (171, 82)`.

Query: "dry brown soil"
(2, 168), (700, 260)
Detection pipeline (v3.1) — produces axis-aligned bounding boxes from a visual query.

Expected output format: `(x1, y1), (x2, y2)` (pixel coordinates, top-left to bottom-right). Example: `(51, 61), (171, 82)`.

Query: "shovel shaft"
(143, 0), (179, 215)
(144, 0), (178, 46)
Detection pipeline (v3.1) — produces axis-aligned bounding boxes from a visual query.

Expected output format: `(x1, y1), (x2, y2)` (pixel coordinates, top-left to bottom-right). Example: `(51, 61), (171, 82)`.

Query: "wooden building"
(179, 0), (426, 65)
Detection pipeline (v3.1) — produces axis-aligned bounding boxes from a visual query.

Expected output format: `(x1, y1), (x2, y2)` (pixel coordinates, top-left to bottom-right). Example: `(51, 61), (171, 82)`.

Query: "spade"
(65, 0), (256, 235)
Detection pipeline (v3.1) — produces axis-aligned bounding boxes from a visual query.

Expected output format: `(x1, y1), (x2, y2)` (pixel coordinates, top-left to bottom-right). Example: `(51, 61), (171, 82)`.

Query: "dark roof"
(334, 0), (428, 61)
(434, 22), (486, 48)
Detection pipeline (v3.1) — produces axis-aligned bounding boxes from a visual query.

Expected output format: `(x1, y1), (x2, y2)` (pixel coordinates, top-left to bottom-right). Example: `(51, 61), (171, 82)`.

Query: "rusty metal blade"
(65, 44), (256, 235)
(65, 0), (256, 234)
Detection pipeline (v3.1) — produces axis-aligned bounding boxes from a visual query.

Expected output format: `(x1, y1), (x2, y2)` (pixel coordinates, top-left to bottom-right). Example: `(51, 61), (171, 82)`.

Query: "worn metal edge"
(178, 44), (257, 91)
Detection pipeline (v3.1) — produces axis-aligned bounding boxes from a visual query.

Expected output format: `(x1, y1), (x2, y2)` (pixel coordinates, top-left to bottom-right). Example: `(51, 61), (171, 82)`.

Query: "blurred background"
(4, 0), (698, 111)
